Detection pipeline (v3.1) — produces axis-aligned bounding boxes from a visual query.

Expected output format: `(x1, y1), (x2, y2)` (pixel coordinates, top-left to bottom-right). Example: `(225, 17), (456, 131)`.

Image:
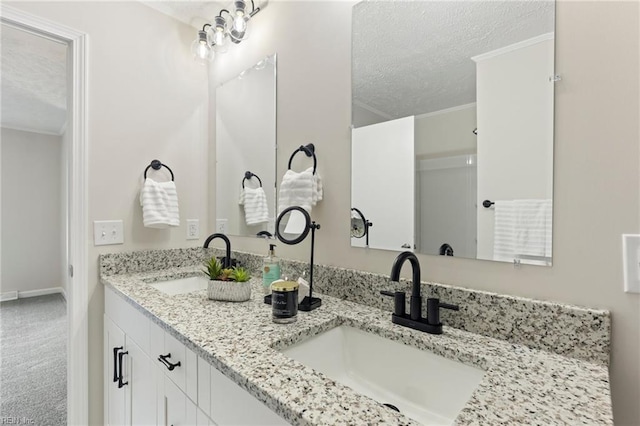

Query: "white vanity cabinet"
(104, 286), (290, 426)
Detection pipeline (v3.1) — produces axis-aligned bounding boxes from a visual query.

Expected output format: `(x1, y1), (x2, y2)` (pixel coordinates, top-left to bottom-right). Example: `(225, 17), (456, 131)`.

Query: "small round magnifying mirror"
(275, 206), (321, 311)
(350, 208), (366, 238)
(275, 206), (312, 245)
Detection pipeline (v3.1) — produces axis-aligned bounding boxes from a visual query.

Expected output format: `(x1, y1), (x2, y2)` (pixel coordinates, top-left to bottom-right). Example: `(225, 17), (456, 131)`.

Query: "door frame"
(0, 5), (89, 424)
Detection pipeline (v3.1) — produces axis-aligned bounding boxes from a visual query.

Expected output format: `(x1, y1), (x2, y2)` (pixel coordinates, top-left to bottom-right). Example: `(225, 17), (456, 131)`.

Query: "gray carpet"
(0, 294), (67, 426)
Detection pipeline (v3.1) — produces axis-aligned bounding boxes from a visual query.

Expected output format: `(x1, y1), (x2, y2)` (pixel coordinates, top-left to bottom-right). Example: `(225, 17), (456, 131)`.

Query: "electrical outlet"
(216, 219), (228, 234)
(187, 219), (200, 240)
(94, 220), (124, 246)
(623, 234), (640, 293)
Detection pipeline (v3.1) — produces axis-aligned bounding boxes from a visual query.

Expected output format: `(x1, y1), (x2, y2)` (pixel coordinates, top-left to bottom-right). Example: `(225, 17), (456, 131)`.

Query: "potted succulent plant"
(203, 256), (252, 302)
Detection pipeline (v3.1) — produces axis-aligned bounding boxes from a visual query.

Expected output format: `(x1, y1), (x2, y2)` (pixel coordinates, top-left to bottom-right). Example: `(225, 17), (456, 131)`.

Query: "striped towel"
(514, 199), (552, 258)
(139, 178), (180, 228)
(493, 200), (517, 262)
(493, 199), (552, 265)
(278, 167), (323, 214)
(238, 186), (269, 226)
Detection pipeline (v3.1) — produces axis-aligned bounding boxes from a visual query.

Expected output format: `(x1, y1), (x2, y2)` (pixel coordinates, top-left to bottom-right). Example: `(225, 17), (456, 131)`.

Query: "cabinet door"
(197, 407), (214, 426)
(163, 375), (189, 426)
(210, 366), (289, 425)
(127, 337), (157, 425)
(104, 315), (126, 426)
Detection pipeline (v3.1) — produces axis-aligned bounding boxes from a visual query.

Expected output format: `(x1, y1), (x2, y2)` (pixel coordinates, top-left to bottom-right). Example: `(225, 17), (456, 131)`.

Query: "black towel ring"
(287, 143), (317, 175)
(144, 159), (174, 181)
(242, 171), (263, 188)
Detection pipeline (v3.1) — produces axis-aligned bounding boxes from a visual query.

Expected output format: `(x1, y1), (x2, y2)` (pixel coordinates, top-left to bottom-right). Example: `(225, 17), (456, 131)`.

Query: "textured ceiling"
(1, 24), (67, 135)
(353, 1), (555, 119)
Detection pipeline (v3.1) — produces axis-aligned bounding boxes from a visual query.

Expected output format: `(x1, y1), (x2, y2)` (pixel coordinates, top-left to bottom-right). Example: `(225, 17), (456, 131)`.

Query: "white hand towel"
(238, 186), (269, 226)
(139, 178), (180, 228)
(493, 200), (517, 262)
(514, 199), (552, 258)
(278, 167), (323, 214)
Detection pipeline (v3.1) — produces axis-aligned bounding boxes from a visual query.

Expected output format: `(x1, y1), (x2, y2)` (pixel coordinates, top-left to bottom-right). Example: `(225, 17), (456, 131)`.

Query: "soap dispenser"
(262, 244), (281, 295)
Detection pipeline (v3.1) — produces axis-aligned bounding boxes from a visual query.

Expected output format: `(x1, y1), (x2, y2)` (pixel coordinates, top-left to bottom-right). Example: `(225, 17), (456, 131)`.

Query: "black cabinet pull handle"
(158, 353), (181, 371)
(117, 351), (129, 388)
(113, 346), (123, 383)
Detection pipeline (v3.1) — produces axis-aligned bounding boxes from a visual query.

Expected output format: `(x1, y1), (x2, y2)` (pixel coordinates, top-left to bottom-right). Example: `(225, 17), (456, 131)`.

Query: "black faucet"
(381, 251), (459, 334)
(203, 233), (234, 268)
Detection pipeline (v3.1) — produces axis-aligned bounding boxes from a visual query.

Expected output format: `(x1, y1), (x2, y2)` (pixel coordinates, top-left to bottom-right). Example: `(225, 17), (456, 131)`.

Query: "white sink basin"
(280, 325), (485, 425)
(149, 276), (208, 295)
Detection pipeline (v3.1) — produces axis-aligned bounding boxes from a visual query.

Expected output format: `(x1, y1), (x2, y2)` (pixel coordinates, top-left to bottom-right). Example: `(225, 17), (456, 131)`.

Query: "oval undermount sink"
(149, 276), (208, 295)
(280, 325), (485, 425)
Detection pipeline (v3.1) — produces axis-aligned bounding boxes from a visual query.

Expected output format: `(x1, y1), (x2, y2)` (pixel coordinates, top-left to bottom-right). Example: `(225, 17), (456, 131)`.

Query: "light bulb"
(209, 15), (229, 53)
(213, 29), (225, 46)
(229, 0), (250, 43)
(233, 15), (247, 33)
(190, 30), (214, 64)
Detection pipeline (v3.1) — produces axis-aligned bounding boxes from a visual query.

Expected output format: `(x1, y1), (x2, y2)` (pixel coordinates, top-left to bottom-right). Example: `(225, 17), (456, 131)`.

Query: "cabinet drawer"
(151, 320), (198, 402)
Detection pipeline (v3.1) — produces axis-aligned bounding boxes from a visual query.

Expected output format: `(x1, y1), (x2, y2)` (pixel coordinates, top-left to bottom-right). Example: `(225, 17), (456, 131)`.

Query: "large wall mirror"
(351, 1), (555, 266)
(215, 54), (277, 238)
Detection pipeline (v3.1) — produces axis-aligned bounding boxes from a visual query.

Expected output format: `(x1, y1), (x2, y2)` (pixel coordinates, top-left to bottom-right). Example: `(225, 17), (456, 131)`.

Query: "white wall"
(475, 38), (555, 261)
(5, 2), (209, 424)
(417, 156), (477, 257)
(415, 104), (477, 158)
(414, 105), (478, 257)
(352, 101), (389, 128)
(1, 128), (64, 294)
(207, 3), (640, 424)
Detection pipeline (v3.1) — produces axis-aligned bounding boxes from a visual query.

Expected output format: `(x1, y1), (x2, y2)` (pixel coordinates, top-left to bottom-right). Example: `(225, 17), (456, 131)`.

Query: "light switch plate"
(187, 219), (199, 240)
(622, 234), (640, 293)
(94, 220), (124, 246)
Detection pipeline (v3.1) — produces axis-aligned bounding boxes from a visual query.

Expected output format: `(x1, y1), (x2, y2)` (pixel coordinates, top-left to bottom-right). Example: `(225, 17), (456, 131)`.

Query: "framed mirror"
(215, 54), (277, 238)
(351, 1), (555, 266)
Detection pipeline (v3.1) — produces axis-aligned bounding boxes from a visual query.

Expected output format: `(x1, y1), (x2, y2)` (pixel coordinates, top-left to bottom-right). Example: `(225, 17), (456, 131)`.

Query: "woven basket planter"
(207, 280), (251, 302)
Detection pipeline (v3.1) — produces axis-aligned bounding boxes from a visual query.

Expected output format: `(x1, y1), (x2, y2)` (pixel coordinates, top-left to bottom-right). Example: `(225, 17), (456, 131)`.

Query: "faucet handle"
(380, 291), (406, 317)
(218, 256), (237, 268)
(426, 298), (459, 326)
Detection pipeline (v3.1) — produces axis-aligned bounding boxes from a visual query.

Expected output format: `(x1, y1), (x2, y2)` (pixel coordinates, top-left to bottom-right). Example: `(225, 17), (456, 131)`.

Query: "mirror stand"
(298, 221), (321, 311)
(275, 206), (322, 311)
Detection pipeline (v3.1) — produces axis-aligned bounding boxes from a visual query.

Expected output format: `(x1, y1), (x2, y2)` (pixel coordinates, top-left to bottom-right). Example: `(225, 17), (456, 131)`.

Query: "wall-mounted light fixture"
(191, 0), (263, 65)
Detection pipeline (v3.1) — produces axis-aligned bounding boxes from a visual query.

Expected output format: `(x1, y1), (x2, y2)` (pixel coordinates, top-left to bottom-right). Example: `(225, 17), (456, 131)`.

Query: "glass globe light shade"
(229, 0), (251, 43)
(208, 15), (229, 53)
(191, 30), (214, 64)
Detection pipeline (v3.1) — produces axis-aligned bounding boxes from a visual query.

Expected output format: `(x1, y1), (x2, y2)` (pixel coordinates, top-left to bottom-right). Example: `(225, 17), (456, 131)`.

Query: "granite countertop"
(101, 266), (613, 425)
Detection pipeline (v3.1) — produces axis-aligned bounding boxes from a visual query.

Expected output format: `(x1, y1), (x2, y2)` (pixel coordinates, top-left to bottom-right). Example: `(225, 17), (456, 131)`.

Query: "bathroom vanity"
(101, 248), (612, 425)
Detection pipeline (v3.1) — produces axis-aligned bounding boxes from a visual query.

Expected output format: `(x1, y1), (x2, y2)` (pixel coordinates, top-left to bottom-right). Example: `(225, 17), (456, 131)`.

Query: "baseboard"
(0, 287), (65, 301)
(0, 291), (18, 302)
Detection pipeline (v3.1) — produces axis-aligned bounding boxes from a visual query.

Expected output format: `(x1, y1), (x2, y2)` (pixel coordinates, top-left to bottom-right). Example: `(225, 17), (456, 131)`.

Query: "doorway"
(0, 21), (68, 425)
(0, 5), (88, 425)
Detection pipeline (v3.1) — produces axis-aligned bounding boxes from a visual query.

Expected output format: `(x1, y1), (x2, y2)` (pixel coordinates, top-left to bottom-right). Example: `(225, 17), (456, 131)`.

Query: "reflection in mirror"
(351, 2), (555, 266)
(350, 207), (373, 247)
(215, 54), (277, 238)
